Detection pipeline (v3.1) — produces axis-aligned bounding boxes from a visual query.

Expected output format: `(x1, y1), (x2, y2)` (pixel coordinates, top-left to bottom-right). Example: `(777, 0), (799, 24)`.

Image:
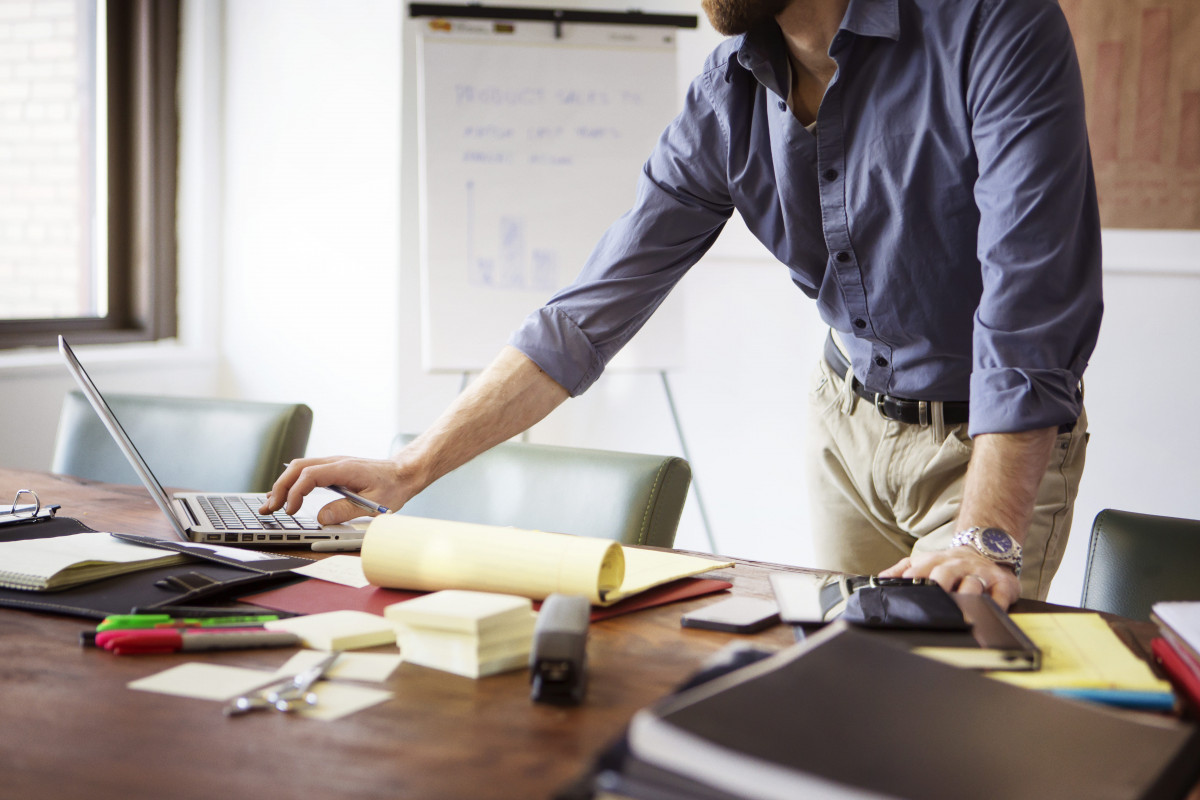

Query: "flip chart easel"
(411, 4), (715, 551)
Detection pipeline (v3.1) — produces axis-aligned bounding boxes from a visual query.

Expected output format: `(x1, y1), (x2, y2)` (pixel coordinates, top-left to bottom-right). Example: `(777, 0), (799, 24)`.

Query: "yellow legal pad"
(988, 612), (1170, 694)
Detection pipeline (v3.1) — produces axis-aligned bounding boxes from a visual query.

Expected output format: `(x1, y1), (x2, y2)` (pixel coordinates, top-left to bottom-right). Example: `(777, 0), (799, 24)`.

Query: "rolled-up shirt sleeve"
(508, 71), (735, 396)
(966, 1), (1103, 435)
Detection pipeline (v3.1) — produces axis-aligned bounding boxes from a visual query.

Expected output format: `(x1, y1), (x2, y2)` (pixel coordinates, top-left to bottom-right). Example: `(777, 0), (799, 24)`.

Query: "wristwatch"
(950, 527), (1022, 576)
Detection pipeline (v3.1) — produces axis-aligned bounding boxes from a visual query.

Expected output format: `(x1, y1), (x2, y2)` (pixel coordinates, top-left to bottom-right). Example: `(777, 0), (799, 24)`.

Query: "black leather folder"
(0, 515), (308, 619)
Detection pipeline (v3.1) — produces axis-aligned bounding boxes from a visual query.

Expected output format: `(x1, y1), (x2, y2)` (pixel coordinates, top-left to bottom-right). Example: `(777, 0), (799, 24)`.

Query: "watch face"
(979, 528), (1012, 556)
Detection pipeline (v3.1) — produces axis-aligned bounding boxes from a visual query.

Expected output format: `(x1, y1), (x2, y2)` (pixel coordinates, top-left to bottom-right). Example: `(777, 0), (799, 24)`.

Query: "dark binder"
(620, 624), (1200, 800)
(0, 516), (308, 619)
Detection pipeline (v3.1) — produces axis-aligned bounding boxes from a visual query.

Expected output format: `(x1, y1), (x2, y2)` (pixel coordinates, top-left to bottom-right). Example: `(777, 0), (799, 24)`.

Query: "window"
(0, 0), (178, 349)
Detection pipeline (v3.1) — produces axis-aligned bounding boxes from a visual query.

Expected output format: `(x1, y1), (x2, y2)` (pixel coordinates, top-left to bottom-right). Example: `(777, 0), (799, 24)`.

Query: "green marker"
(96, 613), (280, 631)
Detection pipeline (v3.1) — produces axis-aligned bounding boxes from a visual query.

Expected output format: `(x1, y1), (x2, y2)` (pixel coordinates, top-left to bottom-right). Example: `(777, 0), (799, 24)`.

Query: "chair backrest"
(391, 434), (691, 548)
(1080, 508), (1200, 621)
(52, 390), (313, 493)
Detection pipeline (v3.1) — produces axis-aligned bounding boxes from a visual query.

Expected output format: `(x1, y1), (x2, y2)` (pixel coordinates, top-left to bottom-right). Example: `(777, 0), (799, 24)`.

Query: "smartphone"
(680, 597), (781, 634)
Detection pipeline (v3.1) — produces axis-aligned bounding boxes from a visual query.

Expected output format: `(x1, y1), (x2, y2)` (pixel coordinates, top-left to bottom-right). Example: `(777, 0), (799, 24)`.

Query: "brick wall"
(0, 0), (96, 320)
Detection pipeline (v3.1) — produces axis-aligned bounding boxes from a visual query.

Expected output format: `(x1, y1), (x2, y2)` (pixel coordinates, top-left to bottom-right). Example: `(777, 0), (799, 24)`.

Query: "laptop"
(59, 335), (364, 548)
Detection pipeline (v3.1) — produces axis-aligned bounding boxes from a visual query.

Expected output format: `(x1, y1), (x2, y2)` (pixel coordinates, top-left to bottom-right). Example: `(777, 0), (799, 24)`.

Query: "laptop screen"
(58, 336), (190, 541)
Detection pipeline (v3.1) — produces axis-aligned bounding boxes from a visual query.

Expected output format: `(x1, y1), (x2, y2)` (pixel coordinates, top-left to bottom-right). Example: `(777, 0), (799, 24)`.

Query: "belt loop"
(931, 400), (946, 441)
(839, 365), (857, 415)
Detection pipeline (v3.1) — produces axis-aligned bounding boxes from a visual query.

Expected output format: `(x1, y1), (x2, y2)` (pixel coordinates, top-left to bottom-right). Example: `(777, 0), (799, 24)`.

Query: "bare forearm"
(397, 345), (570, 491)
(956, 427), (1058, 544)
(264, 345), (568, 521)
(879, 425), (1058, 607)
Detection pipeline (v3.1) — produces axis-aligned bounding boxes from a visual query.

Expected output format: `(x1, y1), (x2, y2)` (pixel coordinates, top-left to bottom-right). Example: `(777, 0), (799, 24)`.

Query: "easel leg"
(661, 370), (718, 553)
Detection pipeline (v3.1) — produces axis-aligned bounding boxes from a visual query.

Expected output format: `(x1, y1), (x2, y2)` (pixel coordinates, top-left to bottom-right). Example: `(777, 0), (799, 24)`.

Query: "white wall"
(1061, 233), (1200, 604)
(217, 0), (418, 459)
(2, 0), (1198, 608)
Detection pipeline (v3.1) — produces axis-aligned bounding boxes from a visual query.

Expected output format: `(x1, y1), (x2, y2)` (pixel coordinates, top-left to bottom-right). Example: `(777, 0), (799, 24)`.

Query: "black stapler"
(530, 593), (590, 705)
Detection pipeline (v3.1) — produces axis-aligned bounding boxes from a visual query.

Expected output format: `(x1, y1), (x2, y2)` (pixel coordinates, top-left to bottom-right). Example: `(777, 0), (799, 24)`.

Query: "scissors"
(224, 651), (341, 716)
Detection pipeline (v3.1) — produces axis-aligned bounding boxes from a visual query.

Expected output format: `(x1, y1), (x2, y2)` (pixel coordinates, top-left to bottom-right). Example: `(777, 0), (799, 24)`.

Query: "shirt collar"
(735, 0), (900, 94)
(736, 22), (791, 99)
(840, 0), (900, 41)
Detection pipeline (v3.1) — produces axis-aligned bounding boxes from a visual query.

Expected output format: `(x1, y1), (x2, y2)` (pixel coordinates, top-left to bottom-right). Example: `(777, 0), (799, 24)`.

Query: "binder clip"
(0, 489), (59, 527)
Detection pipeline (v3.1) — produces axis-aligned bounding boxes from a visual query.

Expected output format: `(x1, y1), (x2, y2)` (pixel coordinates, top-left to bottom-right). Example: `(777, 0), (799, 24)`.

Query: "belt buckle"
(873, 393), (889, 421)
(874, 393), (930, 426)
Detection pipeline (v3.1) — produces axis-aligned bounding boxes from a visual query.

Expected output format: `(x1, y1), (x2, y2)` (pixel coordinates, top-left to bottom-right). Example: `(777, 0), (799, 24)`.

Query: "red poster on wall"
(1060, 0), (1200, 229)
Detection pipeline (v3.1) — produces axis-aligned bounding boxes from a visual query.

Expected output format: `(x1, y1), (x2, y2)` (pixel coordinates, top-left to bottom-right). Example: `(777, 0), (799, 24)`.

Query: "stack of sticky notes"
(385, 590), (538, 679)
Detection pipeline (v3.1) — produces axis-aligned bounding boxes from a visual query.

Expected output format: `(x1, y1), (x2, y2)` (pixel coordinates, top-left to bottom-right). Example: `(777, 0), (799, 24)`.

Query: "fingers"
(259, 456), (360, 517)
(956, 574), (988, 595)
(884, 549), (1020, 609)
(259, 458), (305, 513)
(315, 498), (368, 526)
(877, 557), (911, 578)
(986, 577), (1021, 610)
(260, 456), (410, 525)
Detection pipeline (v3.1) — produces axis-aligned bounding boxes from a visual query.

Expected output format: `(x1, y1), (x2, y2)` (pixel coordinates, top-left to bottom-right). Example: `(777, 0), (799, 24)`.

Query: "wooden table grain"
(0, 467), (1180, 800)
(0, 468), (809, 799)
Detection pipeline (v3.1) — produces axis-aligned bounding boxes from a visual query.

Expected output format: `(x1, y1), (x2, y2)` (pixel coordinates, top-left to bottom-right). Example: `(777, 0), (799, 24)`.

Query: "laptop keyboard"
(197, 495), (321, 531)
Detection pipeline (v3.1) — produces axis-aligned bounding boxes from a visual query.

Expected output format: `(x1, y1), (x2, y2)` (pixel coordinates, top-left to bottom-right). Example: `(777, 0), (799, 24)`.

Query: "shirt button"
(823, 169), (839, 181)
(853, 318), (866, 329)
(778, 100), (787, 111)
(835, 251), (851, 263)
(874, 356), (889, 368)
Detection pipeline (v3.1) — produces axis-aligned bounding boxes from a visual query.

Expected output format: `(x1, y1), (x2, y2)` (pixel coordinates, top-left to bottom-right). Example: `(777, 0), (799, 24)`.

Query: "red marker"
(98, 628), (301, 655)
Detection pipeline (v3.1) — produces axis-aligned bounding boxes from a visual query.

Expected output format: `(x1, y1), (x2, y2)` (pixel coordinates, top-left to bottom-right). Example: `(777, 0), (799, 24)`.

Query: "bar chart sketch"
(464, 181), (561, 292)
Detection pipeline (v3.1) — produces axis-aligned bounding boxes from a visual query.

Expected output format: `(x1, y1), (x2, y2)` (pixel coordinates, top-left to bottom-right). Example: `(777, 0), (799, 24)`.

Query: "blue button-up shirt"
(509, 0), (1103, 435)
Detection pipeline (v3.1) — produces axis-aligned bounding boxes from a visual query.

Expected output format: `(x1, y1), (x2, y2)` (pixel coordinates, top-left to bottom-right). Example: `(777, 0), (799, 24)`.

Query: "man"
(263, 0), (1102, 608)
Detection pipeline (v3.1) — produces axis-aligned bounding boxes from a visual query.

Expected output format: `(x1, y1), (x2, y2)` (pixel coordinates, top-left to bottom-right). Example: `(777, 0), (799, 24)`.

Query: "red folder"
(1152, 636), (1200, 714)
(239, 576), (732, 622)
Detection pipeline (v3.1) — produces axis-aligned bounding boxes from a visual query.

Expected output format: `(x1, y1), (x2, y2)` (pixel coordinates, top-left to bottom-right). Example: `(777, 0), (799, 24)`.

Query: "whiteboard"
(416, 17), (685, 372)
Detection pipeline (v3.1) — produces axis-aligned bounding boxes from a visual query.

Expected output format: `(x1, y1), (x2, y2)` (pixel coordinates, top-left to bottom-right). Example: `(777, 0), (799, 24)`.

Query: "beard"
(701, 0), (792, 35)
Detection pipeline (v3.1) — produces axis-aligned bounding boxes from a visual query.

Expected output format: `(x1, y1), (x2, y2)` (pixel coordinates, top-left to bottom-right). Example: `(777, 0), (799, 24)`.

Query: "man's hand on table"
(878, 548), (1020, 609)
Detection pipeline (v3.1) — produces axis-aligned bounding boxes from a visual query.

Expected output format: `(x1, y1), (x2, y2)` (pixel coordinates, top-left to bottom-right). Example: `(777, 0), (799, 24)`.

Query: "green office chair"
(52, 390), (313, 493)
(390, 434), (691, 548)
(1079, 509), (1200, 622)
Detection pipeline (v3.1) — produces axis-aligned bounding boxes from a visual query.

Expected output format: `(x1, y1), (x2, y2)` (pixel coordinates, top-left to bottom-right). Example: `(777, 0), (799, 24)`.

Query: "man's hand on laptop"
(260, 456), (413, 525)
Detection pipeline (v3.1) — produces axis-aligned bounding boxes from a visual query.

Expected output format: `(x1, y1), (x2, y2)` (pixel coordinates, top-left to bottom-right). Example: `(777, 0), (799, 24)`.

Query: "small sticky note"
(127, 662), (278, 701)
(296, 682), (392, 721)
(277, 649), (402, 683)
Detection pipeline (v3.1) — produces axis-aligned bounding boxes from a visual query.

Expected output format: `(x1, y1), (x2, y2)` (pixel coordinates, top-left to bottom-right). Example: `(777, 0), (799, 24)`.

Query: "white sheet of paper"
(127, 658), (392, 720)
(127, 662), (280, 701)
(277, 649), (403, 683)
(292, 555), (370, 588)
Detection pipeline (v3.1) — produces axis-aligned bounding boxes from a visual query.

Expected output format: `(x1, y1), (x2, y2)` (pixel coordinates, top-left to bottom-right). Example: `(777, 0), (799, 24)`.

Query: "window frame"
(0, 0), (179, 349)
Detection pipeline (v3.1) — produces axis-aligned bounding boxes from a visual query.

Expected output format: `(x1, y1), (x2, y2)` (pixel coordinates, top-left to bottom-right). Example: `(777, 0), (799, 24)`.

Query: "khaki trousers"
(805, 355), (1089, 600)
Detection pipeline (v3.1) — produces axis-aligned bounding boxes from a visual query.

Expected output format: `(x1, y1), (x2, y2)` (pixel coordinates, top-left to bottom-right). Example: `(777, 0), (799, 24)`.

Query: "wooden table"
(0, 468), (1174, 800)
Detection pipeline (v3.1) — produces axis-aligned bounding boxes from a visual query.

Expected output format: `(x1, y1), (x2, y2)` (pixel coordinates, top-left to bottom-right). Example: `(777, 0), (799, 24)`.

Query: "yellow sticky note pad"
(989, 613), (1170, 692)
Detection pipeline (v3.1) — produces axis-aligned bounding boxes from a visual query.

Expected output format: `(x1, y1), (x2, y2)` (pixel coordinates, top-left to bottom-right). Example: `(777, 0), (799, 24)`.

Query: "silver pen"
(328, 484), (390, 515)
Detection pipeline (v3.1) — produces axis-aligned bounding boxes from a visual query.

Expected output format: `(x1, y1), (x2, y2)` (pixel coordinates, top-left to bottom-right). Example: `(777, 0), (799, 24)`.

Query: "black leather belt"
(823, 333), (970, 427)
